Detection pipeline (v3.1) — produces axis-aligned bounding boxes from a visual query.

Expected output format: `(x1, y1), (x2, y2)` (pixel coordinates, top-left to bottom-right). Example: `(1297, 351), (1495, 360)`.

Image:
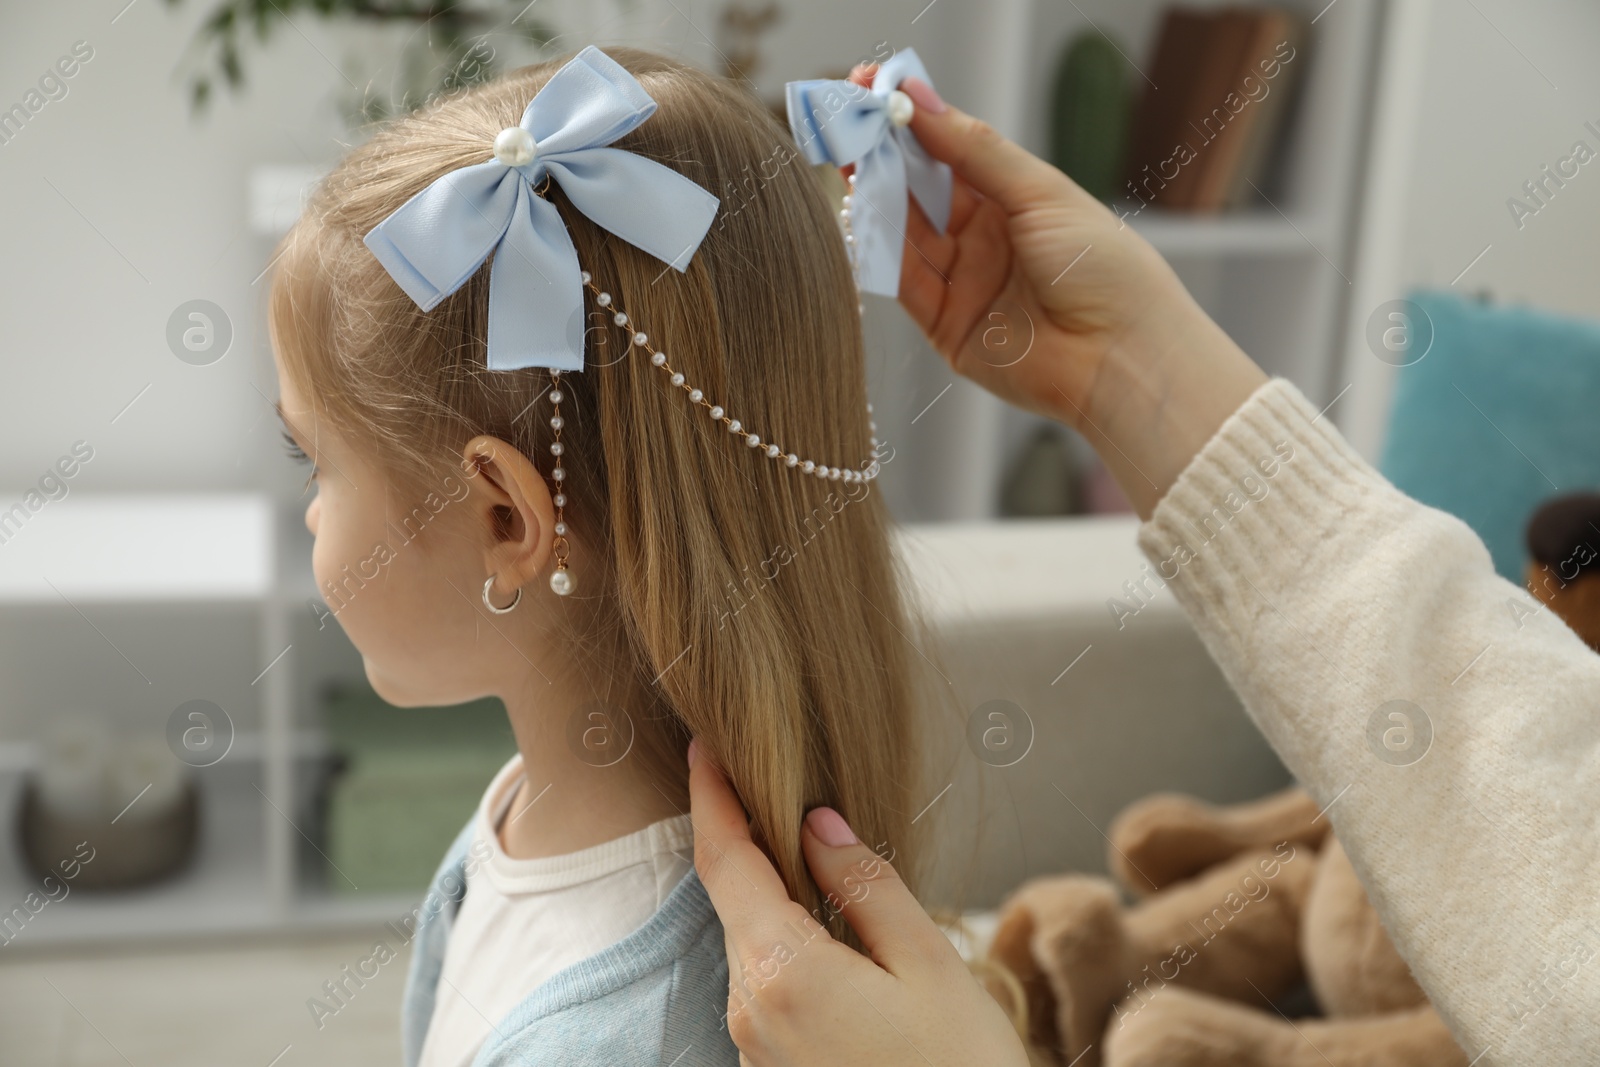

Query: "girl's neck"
(494, 677), (684, 861)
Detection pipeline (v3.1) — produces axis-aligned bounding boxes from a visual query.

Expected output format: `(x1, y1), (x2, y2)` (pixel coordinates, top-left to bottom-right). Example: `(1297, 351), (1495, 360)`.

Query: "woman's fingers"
(691, 754), (1032, 1066)
(689, 742), (826, 960)
(903, 194), (1016, 367)
(898, 206), (951, 341)
(904, 81), (1075, 217)
(800, 807), (965, 978)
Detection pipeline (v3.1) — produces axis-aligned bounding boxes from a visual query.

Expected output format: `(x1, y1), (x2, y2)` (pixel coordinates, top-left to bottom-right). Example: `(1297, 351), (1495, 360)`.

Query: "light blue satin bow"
(363, 46), (721, 373)
(785, 48), (952, 297)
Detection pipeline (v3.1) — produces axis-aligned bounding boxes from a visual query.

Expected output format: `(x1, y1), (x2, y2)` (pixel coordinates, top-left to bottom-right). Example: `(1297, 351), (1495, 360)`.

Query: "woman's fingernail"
(901, 76), (946, 115)
(687, 738), (700, 769)
(805, 807), (858, 847)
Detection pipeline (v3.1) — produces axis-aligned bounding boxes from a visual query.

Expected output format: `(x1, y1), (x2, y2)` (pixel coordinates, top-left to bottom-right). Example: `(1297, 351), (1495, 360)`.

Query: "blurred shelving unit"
(0, 494), (424, 946)
(1128, 212), (1337, 257)
(0, 495), (293, 944)
(897, 0), (1389, 519)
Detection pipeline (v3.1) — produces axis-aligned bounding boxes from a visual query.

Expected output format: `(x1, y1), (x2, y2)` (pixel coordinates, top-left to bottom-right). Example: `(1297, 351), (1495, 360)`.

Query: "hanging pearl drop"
(580, 271), (591, 284)
(650, 351), (667, 366)
(670, 372), (685, 387)
(614, 312), (628, 326)
(688, 388), (704, 403)
(553, 493), (567, 507)
(709, 405), (724, 419)
(550, 415), (563, 430)
(785, 453), (798, 467)
(550, 442), (563, 456)
(633, 332), (648, 346)
(549, 389), (563, 404)
(554, 521), (568, 536)
(727, 420), (741, 433)
(549, 568), (576, 596)
(552, 467), (565, 482)
(746, 434), (760, 448)
(596, 292), (612, 307)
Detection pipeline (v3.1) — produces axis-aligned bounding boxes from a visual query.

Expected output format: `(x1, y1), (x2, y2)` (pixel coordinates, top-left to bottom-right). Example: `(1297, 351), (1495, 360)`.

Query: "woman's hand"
(688, 743), (1029, 1067)
(854, 67), (1269, 519)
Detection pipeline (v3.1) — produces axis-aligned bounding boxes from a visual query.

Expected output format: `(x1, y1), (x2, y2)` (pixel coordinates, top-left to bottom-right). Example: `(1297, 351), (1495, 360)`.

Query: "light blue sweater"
(400, 820), (739, 1066)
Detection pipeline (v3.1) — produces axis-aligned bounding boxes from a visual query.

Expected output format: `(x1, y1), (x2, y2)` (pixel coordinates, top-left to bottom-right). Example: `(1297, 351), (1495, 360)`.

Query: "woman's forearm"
(1136, 376), (1600, 1065)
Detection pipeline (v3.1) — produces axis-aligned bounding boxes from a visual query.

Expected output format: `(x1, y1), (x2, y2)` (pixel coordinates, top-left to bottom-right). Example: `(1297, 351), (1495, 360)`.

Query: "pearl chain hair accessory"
(578, 269), (883, 486)
(840, 173), (866, 316)
(481, 158), (884, 604)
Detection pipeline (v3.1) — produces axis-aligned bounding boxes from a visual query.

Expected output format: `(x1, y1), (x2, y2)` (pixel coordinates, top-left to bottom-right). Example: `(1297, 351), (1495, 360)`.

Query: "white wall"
(1, 1), (341, 494)
(1340, 0), (1600, 455)
(1401, 1), (1600, 309)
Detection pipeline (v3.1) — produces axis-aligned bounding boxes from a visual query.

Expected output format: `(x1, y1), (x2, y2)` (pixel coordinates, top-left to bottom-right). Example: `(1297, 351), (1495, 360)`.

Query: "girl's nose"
(304, 493), (321, 535)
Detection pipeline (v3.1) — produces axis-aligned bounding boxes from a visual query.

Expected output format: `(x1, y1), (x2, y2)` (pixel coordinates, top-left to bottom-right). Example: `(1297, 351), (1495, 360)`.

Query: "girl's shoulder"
(472, 866), (737, 1067)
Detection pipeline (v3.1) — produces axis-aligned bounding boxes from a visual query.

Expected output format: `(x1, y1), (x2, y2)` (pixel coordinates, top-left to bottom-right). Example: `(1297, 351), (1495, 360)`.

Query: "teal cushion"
(1379, 290), (1600, 581)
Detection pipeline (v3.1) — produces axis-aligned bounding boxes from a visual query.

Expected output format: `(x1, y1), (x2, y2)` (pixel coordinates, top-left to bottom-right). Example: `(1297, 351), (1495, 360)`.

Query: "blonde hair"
(269, 47), (926, 935)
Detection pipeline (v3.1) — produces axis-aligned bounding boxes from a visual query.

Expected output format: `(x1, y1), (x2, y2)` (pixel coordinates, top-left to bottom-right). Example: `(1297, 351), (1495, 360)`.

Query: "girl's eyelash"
(281, 429), (309, 464)
(281, 429), (318, 491)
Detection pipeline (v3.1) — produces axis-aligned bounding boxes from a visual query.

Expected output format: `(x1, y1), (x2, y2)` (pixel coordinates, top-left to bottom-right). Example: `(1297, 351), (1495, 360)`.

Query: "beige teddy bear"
(986, 787), (1467, 1066)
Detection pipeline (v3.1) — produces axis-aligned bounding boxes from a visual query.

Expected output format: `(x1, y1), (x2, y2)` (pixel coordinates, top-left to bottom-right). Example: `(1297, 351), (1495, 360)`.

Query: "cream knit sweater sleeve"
(1133, 376), (1600, 1066)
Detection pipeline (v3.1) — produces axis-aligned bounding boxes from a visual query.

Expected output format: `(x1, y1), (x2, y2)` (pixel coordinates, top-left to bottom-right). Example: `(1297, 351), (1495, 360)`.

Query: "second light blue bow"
(363, 46), (721, 373)
(785, 48), (952, 297)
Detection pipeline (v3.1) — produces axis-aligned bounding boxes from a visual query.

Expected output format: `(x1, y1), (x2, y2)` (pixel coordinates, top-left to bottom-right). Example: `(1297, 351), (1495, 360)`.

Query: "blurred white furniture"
(0, 494), (296, 942)
(900, 516), (1287, 910)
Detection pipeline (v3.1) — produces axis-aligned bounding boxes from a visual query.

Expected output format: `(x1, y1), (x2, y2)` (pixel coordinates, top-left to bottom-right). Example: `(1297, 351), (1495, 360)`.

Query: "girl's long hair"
(269, 47), (931, 937)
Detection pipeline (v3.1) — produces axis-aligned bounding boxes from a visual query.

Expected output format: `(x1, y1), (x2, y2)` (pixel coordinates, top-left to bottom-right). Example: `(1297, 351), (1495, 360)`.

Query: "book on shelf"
(1122, 5), (1307, 214)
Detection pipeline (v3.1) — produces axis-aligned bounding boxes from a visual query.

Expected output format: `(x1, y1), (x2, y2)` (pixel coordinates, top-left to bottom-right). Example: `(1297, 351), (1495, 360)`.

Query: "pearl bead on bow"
(493, 126), (538, 167)
(886, 90), (914, 127)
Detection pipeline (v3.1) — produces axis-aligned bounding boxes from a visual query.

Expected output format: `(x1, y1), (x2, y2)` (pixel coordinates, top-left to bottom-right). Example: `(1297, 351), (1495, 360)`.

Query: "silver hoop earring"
(482, 576), (522, 615)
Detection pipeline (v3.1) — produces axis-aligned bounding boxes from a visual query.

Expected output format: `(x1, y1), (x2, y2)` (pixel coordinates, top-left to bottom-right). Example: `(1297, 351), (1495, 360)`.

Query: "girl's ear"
(459, 435), (555, 594)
